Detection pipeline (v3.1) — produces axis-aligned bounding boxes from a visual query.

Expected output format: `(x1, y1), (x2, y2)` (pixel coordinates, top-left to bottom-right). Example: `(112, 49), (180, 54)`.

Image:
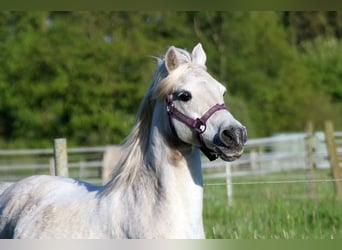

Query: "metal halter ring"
(193, 118), (206, 134)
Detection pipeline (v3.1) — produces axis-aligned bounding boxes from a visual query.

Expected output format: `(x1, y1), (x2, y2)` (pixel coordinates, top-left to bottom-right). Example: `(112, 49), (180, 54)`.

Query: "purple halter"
(166, 95), (227, 161)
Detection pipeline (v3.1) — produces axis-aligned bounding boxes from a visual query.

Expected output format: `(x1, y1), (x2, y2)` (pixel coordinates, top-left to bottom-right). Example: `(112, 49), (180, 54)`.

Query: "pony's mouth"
(214, 146), (244, 162)
(211, 133), (245, 161)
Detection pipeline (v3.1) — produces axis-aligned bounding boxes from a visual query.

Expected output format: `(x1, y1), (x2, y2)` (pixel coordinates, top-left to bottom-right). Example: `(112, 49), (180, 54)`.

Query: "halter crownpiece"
(166, 95), (227, 161)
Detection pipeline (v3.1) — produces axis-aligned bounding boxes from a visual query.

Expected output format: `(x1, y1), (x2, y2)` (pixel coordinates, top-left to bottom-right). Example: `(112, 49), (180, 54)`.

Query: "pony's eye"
(178, 91), (192, 102)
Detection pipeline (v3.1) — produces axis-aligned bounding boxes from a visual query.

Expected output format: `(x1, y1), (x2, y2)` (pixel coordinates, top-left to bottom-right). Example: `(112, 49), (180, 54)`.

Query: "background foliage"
(0, 11), (342, 147)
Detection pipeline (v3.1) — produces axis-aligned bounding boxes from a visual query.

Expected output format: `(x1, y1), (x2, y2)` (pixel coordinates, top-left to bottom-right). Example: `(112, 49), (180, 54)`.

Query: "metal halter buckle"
(194, 118), (206, 134)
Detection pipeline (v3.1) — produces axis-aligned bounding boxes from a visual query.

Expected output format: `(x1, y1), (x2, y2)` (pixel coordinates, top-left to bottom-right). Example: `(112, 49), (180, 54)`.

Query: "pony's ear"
(191, 43), (206, 66)
(165, 46), (189, 72)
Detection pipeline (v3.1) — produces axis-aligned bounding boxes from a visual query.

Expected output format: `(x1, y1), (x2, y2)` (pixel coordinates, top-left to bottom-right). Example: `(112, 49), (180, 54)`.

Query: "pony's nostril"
(222, 130), (234, 142)
(220, 126), (247, 147)
(220, 129), (236, 146)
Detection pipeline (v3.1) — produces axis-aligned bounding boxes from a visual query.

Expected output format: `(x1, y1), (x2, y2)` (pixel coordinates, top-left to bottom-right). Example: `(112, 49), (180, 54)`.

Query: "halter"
(166, 95), (227, 161)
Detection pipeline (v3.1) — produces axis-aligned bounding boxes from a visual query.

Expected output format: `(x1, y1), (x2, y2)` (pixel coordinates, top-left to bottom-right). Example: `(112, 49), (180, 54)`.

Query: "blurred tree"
(0, 11), (205, 147)
(0, 11), (341, 147)
(283, 11), (342, 46)
(300, 37), (342, 101)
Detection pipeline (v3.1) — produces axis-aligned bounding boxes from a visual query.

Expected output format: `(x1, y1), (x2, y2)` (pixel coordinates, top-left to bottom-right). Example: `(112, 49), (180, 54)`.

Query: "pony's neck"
(100, 100), (204, 238)
(139, 102), (204, 238)
(148, 101), (203, 187)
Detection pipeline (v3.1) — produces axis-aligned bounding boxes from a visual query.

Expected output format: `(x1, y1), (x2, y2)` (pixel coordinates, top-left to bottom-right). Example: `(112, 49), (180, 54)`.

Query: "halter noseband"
(166, 95), (227, 161)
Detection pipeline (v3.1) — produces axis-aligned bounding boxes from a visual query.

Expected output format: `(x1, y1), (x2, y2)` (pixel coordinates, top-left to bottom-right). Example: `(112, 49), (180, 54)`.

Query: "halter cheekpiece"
(166, 95), (227, 161)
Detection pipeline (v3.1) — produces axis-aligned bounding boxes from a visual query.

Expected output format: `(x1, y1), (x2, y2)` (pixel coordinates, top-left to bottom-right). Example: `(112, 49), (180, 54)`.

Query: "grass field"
(203, 168), (342, 239)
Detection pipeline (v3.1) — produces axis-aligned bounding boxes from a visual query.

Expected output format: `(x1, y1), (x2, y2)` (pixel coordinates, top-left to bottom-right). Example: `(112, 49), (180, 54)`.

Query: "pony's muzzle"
(219, 125), (247, 151)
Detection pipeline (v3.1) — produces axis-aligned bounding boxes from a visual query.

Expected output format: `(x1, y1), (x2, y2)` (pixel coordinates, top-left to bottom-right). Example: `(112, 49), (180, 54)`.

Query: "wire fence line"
(204, 178), (342, 186)
(202, 123), (342, 203)
(0, 128), (342, 193)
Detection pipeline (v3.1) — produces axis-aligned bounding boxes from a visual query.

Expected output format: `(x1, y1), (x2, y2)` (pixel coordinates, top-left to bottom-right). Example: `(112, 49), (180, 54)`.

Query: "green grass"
(203, 169), (342, 239)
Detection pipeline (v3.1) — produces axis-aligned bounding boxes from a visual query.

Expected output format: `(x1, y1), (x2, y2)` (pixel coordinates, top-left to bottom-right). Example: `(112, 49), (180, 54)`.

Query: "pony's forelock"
(154, 63), (190, 99)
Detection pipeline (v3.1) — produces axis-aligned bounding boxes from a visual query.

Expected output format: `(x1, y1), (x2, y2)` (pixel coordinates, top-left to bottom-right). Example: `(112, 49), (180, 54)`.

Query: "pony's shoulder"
(1, 175), (99, 202)
(0, 175), (101, 239)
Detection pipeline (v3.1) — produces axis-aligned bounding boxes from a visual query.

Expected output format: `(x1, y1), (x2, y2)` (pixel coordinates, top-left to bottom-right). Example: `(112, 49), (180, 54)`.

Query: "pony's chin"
(215, 147), (243, 162)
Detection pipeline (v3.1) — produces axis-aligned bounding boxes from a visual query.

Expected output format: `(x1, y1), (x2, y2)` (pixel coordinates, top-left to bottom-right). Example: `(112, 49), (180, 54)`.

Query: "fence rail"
(1, 128), (342, 194)
(0, 145), (109, 184)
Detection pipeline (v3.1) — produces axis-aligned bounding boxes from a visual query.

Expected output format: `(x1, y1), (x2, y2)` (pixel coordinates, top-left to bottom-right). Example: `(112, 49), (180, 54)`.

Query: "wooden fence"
(0, 145), (111, 184)
(203, 121), (342, 203)
(1, 122), (342, 201)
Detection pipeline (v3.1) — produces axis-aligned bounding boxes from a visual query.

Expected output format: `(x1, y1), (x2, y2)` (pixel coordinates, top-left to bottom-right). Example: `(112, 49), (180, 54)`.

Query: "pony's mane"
(103, 47), (197, 191)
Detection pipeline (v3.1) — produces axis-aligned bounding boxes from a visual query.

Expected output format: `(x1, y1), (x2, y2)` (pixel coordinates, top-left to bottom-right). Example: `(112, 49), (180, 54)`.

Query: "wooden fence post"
(250, 150), (258, 170)
(225, 162), (233, 206)
(53, 138), (69, 177)
(49, 157), (55, 175)
(102, 146), (121, 184)
(324, 121), (342, 200)
(305, 121), (316, 200)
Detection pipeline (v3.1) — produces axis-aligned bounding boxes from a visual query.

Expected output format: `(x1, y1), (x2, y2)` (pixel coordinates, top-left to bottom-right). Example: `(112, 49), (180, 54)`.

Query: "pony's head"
(153, 43), (247, 161)
(106, 43), (247, 191)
